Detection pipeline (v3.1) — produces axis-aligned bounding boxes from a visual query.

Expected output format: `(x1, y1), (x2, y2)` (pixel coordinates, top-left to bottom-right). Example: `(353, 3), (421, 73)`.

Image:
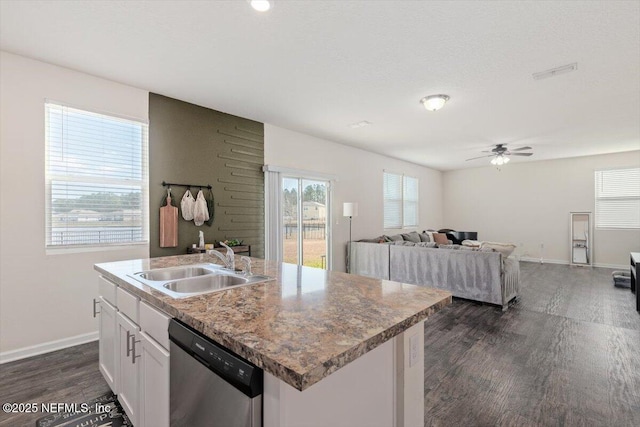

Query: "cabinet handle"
(126, 330), (133, 357)
(92, 299), (101, 318)
(131, 336), (141, 364)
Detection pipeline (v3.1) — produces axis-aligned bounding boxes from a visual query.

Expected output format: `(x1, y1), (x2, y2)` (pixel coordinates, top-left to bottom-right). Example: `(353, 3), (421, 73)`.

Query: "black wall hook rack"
(162, 180), (212, 190)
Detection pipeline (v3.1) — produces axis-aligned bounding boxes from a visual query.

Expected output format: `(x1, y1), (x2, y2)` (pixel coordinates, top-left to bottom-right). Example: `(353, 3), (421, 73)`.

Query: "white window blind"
(45, 102), (149, 248)
(403, 176), (419, 227)
(594, 168), (640, 229)
(384, 172), (419, 229)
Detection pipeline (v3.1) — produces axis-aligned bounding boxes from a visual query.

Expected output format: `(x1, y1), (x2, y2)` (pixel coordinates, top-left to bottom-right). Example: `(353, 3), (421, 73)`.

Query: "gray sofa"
(349, 240), (520, 311)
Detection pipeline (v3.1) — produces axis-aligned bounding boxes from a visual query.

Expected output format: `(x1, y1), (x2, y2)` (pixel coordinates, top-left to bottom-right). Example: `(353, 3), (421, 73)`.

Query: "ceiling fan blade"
(465, 154), (495, 161)
(510, 146), (532, 151)
(510, 152), (533, 156)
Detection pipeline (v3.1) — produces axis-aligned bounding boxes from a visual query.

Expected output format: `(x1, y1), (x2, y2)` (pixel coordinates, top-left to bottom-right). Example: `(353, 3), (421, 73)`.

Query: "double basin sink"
(129, 263), (273, 299)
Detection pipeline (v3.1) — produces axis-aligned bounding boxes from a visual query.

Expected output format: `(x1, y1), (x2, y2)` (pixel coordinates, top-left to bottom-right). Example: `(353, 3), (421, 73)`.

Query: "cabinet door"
(117, 312), (140, 426)
(139, 332), (170, 427)
(98, 297), (118, 393)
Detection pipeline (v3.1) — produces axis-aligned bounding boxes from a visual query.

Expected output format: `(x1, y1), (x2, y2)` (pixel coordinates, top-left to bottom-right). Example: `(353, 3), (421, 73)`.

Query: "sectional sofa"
(348, 232), (520, 311)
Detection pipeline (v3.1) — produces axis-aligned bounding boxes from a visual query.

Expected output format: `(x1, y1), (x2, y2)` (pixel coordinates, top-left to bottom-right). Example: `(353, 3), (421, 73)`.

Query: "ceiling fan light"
(490, 157), (498, 165)
(420, 94), (450, 111)
(503, 156), (510, 164)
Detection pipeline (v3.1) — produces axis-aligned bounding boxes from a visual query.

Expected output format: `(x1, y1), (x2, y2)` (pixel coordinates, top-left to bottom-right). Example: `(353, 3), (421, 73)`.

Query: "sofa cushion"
(393, 240), (416, 246)
(433, 233), (449, 244)
(358, 236), (386, 243)
(401, 231), (421, 243)
(419, 232), (431, 242)
(461, 239), (481, 248)
(481, 241), (517, 257)
(416, 242), (437, 248)
(438, 244), (461, 250)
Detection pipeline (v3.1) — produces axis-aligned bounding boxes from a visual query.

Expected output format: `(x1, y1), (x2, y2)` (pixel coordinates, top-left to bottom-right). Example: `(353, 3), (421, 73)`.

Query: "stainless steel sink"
(136, 265), (221, 281)
(164, 274), (248, 293)
(128, 264), (273, 299)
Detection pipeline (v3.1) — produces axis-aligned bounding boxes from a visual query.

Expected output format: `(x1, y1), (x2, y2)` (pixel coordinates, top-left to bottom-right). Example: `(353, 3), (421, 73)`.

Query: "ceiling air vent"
(532, 63), (578, 80)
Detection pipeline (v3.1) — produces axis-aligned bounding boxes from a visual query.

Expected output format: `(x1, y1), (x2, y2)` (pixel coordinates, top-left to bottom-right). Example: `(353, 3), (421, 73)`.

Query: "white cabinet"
(118, 312), (141, 426)
(96, 276), (170, 427)
(139, 332), (170, 427)
(98, 297), (118, 393)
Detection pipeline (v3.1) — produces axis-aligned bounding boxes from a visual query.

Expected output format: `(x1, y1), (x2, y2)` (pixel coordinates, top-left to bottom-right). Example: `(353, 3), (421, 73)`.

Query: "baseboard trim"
(0, 331), (99, 364)
(519, 257), (626, 270)
(519, 257), (568, 265)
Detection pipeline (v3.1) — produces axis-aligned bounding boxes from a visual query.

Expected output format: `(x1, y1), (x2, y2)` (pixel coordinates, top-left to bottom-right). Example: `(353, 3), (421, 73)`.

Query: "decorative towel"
(205, 188), (215, 227)
(193, 189), (210, 226)
(180, 189), (195, 221)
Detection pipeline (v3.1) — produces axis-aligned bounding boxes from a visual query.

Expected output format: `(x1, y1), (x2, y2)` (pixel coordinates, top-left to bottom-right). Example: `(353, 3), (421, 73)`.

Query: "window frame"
(383, 171), (419, 230)
(44, 101), (150, 250)
(594, 167), (640, 230)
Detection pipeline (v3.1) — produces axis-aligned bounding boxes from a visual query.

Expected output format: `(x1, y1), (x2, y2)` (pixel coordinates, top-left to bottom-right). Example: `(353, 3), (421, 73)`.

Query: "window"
(594, 168), (640, 229)
(384, 172), (419, 229)
(45, 102), (149, 248)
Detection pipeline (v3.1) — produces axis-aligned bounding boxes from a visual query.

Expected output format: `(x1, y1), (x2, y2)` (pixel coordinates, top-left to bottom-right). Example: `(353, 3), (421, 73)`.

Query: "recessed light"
(348, 121), (372, 129)
(532, 63), (577, 80)
(250, 0), (272, 12)
(420, 94), (450, 112)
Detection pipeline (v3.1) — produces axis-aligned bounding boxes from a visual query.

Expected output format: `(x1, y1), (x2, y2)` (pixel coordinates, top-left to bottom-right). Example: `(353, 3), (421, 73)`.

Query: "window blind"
(594, 168), (640, 229)
(45, 103), (149, 247)
(403, 176), (419, 227)
(384, 172), (403, 229)
(384, 172), (419, 229)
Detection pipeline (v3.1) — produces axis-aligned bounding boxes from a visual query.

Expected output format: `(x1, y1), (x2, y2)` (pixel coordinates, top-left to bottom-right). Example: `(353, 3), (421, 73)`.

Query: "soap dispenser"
(198, 231), (205, 249)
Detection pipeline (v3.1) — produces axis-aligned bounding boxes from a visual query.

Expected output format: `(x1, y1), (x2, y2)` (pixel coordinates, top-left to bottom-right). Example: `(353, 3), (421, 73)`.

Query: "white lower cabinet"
(139, 332), (170, 427)
(118, 312), (141, 426)
(97, 276), (170, 427)
(98, 297), (118, 393)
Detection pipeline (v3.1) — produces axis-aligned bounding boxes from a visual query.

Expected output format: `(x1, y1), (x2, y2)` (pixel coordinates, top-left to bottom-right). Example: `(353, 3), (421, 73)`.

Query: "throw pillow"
(433, 233), (449, 244)
(385, 234), (404, 242)
(480, 241), (517, 257)
(419, 232), (431, 242)
(401, 231), (421, 243)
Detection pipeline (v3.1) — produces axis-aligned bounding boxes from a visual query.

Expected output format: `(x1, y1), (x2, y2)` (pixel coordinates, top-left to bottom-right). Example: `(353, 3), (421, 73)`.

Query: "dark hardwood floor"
(1, 261), (638, 426)
(0, 341), (110, 426)
(424, 261), (640, 426)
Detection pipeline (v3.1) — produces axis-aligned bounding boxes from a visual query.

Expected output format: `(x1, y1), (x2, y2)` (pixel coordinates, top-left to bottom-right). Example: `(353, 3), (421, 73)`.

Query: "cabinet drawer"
(140, 302), (171, 350)
(98, 276), (117, 306)
(117, 287), (140, 324)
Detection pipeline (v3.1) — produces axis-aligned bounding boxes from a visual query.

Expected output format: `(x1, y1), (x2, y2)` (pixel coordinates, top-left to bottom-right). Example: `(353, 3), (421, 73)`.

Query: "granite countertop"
(95, 254), (452, 391)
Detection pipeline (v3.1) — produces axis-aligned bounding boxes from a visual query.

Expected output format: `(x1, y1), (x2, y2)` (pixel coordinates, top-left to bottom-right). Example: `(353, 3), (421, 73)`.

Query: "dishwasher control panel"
(169, 319), (263, 398)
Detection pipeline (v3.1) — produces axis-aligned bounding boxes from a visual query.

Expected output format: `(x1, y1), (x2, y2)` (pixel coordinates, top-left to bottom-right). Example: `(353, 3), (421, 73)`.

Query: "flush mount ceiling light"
(249, 0), (272, 12)
(420, 94), (450, 112)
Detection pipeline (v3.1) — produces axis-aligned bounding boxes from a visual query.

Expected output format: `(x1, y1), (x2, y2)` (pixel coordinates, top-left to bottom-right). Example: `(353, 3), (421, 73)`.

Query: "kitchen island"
(95, 254), (451, 427)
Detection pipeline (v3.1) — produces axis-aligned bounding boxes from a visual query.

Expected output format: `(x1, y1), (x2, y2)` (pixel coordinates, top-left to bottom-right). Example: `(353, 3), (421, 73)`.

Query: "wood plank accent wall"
(149, 94), (264, 258)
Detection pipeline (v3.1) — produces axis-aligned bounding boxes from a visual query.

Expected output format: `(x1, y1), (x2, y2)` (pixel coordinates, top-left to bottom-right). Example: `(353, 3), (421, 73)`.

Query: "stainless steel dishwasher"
(168, 319), (263, 427)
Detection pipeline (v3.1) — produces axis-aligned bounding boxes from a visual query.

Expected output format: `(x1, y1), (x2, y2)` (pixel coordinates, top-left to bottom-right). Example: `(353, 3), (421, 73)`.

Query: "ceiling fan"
(466, 144), (533, 165)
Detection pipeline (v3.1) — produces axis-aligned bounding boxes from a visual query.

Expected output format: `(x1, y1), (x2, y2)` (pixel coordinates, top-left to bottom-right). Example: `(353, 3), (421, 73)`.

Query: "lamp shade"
(343, 202), (358, 217)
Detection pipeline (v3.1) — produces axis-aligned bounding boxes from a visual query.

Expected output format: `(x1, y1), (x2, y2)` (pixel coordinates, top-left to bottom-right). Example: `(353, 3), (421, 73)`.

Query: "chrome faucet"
(240, 256), (252, 276)
(219, 241), (236, 271)
(207, 242), (235, 271)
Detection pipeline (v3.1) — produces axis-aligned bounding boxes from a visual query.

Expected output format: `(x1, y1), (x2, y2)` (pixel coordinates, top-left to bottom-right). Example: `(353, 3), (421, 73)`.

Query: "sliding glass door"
(282, 177), (330, 269)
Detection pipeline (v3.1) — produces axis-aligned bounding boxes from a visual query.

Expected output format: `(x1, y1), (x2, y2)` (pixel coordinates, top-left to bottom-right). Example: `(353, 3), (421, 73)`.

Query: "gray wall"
(149, 93), (264, 258)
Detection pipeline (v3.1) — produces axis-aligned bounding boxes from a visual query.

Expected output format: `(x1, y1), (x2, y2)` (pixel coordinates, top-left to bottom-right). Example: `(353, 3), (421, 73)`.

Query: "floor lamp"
(343, 202), (358, 273)
(343, 202), (358, 242)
